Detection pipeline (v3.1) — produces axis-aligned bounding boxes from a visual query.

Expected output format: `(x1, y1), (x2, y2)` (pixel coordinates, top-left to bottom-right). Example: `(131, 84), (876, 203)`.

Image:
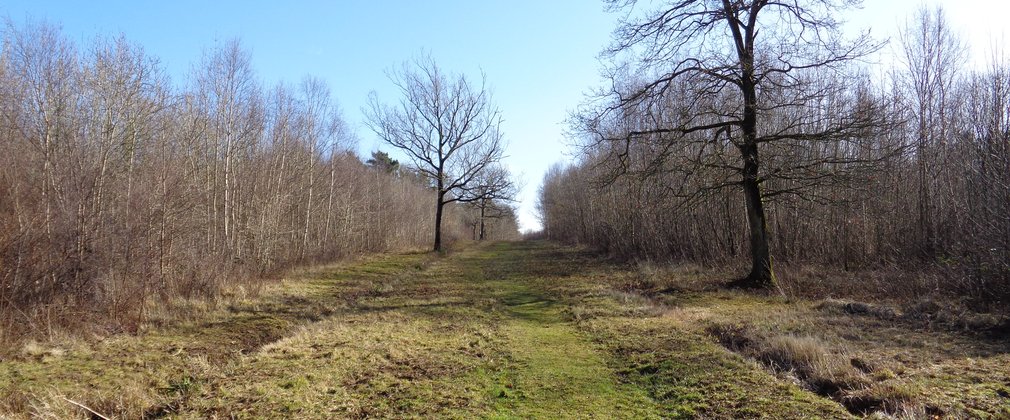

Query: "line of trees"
(540, 3), (1010, 302)
(0, 20), (515, 341)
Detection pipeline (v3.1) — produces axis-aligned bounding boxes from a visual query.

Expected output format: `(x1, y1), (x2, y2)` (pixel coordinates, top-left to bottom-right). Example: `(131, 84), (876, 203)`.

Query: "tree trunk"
(433, 191), (445, 251)
(740, 146), (774, 288)
(224, 135), (233, 251)
(323, 154), (336, 250)
(479, 200), (486, 241)
(301, 144), (315, 261)
(736, 60), (776, 288)
(917, 129), (935, 258)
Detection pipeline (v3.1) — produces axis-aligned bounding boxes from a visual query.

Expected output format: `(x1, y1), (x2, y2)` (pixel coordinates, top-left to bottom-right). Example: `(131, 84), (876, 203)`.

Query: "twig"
(63, 397), (111, 420)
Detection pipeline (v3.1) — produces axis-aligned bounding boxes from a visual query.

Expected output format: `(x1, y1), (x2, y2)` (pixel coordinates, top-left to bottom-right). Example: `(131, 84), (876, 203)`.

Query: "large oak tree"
(581, 0), (892, 288)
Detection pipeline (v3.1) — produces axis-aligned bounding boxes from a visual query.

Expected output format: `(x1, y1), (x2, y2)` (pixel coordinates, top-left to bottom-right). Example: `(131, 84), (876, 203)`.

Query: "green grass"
(473, 245), (661, 418)
(2, 240), (1005, 418)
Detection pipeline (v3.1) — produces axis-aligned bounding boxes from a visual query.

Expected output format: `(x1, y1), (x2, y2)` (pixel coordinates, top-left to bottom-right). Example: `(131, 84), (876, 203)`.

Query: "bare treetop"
(367, 55), (504, 194)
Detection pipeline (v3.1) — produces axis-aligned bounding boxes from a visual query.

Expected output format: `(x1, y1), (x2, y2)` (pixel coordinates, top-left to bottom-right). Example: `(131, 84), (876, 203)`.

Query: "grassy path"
(475, 244), (660, 418)
(1, 241), (852, 418)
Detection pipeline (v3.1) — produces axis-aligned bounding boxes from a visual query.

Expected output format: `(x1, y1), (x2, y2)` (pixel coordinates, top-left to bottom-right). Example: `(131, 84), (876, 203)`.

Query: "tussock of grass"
(18, 341), (65, 362)
(706, 323), (870, 396)
(760, 334), (869, 394)
(843, 381), (928, 417)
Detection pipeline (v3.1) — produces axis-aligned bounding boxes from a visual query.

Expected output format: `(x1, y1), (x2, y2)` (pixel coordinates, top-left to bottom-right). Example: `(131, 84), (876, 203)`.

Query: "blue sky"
(2, 1), (1006, 232)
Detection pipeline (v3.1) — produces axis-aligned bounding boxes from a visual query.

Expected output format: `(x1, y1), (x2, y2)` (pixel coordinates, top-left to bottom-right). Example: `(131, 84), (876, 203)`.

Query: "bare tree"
(467, 164), (519, 240)
(4, 18), (81, 296)
(899, 5), (967, 258)
(297, 75), (343, 260)
(366, 56), (506, 251)
(579, 0), (891, 288)
(193, 39), (263, 254)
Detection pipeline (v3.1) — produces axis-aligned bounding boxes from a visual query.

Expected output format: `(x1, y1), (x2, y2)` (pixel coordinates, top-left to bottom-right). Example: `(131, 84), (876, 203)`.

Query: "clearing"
(2, 241), (1008, 418)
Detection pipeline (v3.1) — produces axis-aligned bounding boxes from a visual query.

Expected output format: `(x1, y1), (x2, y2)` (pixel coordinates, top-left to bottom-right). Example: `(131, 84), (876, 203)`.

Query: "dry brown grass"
(816, 298), (898, 320)
(556, 246), (1010, 417)
(625, 260), (1010, 338)
(774, 264), (945, 304)
(621, 256), (1010, 418)
(706, 323), (870, 396)
(619, 260), (734, 294)
(661, 283), (1010, 418)
(700, 319), (996, 417)
(760, 334), (870, 394)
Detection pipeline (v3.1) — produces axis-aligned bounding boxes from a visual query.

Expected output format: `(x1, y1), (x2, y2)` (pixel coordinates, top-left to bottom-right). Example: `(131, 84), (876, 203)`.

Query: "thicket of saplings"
(0, 21), (517, 349)
(539, 10), (1010, 316)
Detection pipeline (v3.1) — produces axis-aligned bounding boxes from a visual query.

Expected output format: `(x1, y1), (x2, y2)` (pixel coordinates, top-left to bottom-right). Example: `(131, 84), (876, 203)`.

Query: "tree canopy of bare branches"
(466, 164), (519, 241)
(366, 56), (508, 251)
